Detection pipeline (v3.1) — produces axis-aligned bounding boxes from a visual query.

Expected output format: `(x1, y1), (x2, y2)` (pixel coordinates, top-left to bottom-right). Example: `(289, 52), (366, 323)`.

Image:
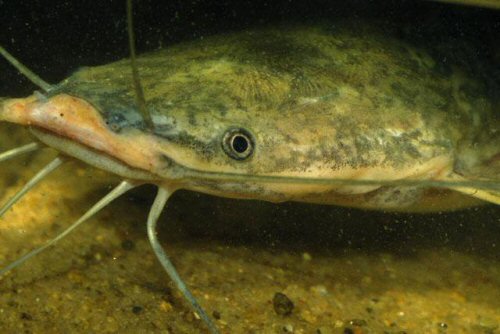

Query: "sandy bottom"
(0, 125), (499, 334)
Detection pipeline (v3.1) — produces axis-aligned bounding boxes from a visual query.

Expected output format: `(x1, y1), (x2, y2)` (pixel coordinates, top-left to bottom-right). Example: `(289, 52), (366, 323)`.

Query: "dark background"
(0, 0), (499, 257)
(1, 0), (499, 96)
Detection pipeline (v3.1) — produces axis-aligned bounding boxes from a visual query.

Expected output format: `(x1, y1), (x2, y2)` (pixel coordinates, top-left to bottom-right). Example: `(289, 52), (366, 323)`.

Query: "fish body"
(1, 23), (499, 211)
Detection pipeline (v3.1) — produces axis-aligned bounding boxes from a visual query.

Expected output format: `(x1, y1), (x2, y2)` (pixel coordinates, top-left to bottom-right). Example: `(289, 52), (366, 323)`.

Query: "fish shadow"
(127, 186), (500, 262)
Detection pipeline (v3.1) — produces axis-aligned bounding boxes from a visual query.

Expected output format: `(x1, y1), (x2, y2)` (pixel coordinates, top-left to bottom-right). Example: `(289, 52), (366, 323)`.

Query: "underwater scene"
(0, 1), (499, 333)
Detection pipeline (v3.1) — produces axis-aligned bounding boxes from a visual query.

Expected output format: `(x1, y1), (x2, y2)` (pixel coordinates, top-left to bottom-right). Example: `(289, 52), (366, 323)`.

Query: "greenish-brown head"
(47, 26), (353, 182)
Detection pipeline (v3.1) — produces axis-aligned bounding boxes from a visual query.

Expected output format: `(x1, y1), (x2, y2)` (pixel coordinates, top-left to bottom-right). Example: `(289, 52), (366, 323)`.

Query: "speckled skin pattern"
(33, 22), (500, 209)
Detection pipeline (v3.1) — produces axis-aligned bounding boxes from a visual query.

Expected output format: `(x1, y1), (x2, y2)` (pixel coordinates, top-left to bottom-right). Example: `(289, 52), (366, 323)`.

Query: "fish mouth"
(1, 93), (187, 182)
(30, 128), (158, 181)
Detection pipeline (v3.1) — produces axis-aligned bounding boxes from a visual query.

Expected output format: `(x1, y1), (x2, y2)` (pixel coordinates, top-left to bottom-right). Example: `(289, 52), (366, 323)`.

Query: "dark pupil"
(232, 135), (249, 153)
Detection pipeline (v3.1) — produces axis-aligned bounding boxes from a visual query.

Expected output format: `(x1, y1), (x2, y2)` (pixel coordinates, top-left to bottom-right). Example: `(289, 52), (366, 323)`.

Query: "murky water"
(0, 1), (499, 333)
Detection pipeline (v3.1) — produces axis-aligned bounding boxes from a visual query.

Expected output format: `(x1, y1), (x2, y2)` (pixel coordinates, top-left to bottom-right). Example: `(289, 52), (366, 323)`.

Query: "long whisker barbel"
(183, 169), (500, 192)
(0, 142), (39, 162)
(0, 46), (53, 93)
(0, 157), (63, 218)
(147, 187), (220, 334)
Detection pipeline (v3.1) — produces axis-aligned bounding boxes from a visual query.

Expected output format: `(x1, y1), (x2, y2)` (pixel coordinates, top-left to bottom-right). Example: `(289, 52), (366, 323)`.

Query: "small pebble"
(273, 292), (294, 316)
(334, 320), (344, 328)
(132, 305), (143, 314)
(212, 310), (221, 320)
(283, 324), (294, 332)
(438, 322), (448, 329)
(159, 300), (173, 313)
(349, 319), (367, 326)
(310, 285), (328, 296)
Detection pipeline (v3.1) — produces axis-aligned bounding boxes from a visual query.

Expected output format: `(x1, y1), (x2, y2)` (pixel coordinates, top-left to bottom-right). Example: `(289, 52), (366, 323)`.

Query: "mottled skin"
(2, 23), (499, 211)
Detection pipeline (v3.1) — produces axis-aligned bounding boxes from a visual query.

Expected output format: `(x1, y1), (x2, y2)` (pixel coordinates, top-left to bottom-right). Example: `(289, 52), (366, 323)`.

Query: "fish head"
(0, 46), (345, 201)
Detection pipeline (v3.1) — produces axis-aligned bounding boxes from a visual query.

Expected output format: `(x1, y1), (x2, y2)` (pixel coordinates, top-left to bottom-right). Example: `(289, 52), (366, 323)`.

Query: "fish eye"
(222, 128), (255, 160)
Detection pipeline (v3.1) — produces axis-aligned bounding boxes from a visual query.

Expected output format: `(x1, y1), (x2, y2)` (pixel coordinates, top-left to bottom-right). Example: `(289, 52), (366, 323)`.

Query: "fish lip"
(4, 93), (184, 182)
(6, 94), (214, 184)
(30, 127), (160, 182)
